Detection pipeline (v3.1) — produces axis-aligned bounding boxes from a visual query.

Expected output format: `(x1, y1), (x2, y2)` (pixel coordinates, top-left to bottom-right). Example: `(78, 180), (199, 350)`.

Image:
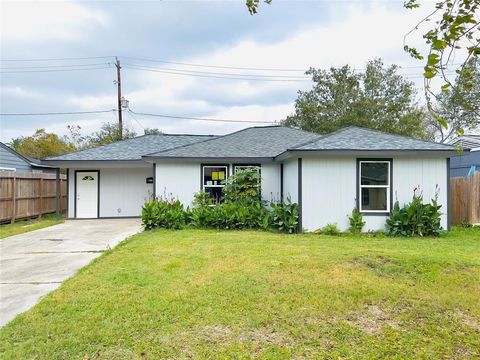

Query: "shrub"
(348, 207), (365, 233)
(193, 190), (216, 207)
(189, 199), (270, 230)
(321, 223), (341, 236)
(270, 198), (299, 233)
(386, 187), (444, 237)
(223, 168), (261, 203)
(141, 197), (186, 230)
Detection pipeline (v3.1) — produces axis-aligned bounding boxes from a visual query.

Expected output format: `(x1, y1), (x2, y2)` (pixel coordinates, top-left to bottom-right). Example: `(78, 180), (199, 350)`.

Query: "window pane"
(361, 162), (389, 185)
(203, 167), (227, 186)
(361, 188), (387, 211)
(205, 187), (223, 202)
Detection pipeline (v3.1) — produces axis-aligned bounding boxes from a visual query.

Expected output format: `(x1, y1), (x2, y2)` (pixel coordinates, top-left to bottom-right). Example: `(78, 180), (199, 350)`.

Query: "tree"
(246, 0), (271, 14)
(404, 0), (480, 130)
(144, 128), (163, 135)
(282, 59), (433, 139)
(12, 129), (76, 159)
(432, 58), (480, 142)
(83, 122), (136, 148)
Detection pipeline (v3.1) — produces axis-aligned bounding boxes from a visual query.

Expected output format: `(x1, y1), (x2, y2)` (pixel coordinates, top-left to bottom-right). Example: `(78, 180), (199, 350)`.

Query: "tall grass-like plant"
(142, 196), (186, 230)
(387, 187), (444, 237)
(270, 198), (299, 234)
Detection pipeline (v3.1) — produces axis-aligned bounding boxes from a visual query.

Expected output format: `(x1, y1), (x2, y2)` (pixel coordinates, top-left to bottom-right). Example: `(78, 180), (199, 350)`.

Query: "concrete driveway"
(0, 219), (142, 327)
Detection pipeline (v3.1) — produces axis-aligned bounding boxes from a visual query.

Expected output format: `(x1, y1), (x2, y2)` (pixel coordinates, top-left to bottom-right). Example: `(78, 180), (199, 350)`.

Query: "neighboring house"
(449, 135), (480, 177)
(0, 142), (56, 174)
(42, 126), (456, 231)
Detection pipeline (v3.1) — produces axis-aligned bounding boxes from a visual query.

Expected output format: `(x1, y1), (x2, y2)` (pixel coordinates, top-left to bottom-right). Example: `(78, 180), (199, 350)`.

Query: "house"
(449, 135), (480, 177)
(0, 142), (56, 174)
(42, 126), (456, 231)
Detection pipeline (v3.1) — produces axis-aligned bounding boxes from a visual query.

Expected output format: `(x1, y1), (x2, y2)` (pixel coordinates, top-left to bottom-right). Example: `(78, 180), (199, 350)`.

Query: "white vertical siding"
(283, 158), (298, 202)
(261, 163), (281, 202)
(392, 157), (448, 229)
(99, 167), (153, 217)
(155, 162), (200, 206)
(302, 158), (357, 232)
(301, 156), (448, 232)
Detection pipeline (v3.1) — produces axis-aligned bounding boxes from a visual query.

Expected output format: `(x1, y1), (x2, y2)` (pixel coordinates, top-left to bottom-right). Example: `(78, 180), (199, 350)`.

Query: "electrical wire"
(0, 62), (111, 70)
(0, 109), (117, 116)
(0, 56), (115, 62)
(128, 109), (276, 124)
(123, 65), (311, 82)
(123, 63), (310, 79)
(119, 56), (307, 72)
(0, 66), (112, 74)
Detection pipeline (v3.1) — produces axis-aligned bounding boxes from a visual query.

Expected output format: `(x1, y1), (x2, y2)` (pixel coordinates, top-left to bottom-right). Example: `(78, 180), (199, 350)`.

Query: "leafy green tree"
(433, 58), (480, 142)
(12, 129), (76, 159)
(144, 128), (163, 135)
(246, 0), (271, 14)
(404, 0), (479, 130)
(282, 59), (433, 139)
(83, 122), (136, 148)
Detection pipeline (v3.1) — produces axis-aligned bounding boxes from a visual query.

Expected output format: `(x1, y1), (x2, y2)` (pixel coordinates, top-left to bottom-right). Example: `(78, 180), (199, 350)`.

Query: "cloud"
(1, 1), (108, 42)
(1, 1), (438, 142)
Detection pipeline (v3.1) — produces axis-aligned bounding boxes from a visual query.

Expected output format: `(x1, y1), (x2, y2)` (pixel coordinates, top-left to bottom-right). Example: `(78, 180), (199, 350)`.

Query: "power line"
(0, 109), (117, 116)
(0, 62), (112, 70)
(0, 108), (277, 124)
(123, 65), (311, 82)
(120, 56), (307, 72)
(128, 109), (276, 124)
(0, 66), (112, 74)
(123, 63), (310, 79)
(0, 56), (114, 62)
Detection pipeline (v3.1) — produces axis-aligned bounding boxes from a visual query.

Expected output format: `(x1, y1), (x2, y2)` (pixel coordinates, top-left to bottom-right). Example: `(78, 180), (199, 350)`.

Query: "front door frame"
(74, 170), (100, 218)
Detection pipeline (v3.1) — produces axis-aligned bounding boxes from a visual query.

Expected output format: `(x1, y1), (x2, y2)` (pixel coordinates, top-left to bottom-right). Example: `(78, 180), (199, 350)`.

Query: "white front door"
(76, 171), (99, 218)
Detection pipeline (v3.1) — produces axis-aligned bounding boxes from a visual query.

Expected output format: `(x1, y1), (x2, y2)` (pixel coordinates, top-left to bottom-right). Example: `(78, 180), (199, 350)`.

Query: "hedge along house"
(43, 126), (457, 231)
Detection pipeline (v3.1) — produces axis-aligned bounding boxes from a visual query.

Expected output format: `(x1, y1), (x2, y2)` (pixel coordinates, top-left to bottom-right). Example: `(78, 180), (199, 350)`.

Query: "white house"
(43, 126), (456, 231)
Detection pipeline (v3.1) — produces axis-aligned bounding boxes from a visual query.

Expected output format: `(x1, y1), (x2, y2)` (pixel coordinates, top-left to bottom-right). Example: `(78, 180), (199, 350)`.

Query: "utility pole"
(115, 57), (123, 140)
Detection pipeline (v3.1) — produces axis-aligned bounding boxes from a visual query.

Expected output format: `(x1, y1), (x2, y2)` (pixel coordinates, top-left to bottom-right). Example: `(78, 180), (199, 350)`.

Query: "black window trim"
(200, 164), (230, 190)
(356, 158), (393, 216)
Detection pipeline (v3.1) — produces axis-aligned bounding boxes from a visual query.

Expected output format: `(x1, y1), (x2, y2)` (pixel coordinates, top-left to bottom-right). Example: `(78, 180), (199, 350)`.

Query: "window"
(202, 165), (228, 202)
(358, 160), (391, 213)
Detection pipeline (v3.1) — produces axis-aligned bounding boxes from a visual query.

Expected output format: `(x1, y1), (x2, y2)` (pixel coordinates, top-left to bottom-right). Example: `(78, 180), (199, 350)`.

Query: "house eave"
(275, 149), (459, 161)
(40, 159), (150, 168)
(142, 156), (275, 163)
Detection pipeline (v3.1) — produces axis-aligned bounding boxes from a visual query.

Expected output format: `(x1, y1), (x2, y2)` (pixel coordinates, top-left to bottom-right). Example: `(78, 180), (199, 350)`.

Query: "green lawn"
(1, 228), (479, 359)
(0, 213), (65, 239)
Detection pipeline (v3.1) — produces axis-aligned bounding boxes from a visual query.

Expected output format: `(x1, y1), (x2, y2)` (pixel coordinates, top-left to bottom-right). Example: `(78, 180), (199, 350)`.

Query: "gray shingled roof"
(46, 134), (215, 161)
(291, 126), (455, 151)
(145, 126), (320, 159)
(450, 135), (480, 150)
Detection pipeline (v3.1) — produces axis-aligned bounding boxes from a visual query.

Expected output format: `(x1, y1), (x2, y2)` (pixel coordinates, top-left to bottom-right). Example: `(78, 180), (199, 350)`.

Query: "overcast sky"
(0, 0), (436, 142)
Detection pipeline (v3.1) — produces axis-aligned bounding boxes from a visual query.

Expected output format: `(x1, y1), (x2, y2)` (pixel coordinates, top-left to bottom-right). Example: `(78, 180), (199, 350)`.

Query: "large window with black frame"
(202, 165), (228, 202)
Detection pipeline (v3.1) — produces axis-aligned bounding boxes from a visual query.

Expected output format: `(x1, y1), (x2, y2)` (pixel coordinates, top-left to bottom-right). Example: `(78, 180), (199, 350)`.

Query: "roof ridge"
(347, 126), (453, 148)
(142, 126), (264, 157)
(45, 133), (215, 160)
(289, 126), (353, 150)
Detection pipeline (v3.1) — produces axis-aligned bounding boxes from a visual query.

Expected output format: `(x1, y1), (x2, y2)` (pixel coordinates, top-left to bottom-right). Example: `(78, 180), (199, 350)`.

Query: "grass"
(0, 213), (65, 239)
(1, 227), (479, 359)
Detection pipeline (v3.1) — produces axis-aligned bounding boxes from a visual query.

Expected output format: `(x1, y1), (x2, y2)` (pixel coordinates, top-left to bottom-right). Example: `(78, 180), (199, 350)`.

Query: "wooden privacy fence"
(0, 171), (67, 224)
(450, 172), (480, 225)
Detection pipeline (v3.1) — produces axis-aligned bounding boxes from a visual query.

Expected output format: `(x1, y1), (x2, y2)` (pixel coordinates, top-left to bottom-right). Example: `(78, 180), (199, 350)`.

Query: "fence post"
(56, 168), (60, 219)
(39, 177), (44, 219)
(11, 173), (16, 224)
